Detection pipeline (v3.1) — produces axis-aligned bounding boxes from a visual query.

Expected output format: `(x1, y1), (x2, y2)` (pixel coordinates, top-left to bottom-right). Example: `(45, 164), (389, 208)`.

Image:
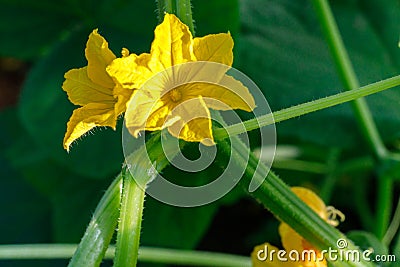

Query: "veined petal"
(251, 243), (295, 267)
(107, 53), (153, 89)
(148, 13), (193, 71)
(86, 29), (116, 88)
(124, 90), (164, 137)
(63, 67), (114, 106)
(63, 103), (116, 151)
(167, 96), (214, 145)
(193, 33), (234, 66)
(184, 75), (256, 112)
(113, 84), (134, 116)
(146, 103), (180, 131)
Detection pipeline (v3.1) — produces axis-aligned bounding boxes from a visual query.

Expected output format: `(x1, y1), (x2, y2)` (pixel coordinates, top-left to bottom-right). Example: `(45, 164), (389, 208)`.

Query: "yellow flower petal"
(291, 187), (327, 221)
(193, 33), (234, 66)
(251, 243), (296, 267)
(124, 90), (164, 137)
(106, 53), (153, 89)
(278, 223), (308, 254)
(184, 75), (256, 112)
(148, 13), (193, 71)
(279, 223), (327, 267)
(167, 96), (214, 145)
(63, 103), (116, 151)
(113, 84), (134, 116)
(63, 67), (114, 106)
(85, 29), (116, 88)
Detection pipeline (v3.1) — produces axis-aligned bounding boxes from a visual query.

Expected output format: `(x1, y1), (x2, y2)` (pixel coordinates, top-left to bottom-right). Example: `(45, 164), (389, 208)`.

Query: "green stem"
(217, 137), (374, 267)
(272, 158), (327, 174)
(212, 110), (372, 267)
(156, 0), (175, 21)
(353, 176), (374, 231)
(375, 175), (393, 239)
(114, 169), (146, 267)
(157, 0), (195, 35)
(175, 0), (195, 35)
(320, 149), (340, 203)
(311, 0), (387, 159)
(0, 245), (251, 267)
(312, 0), (394, 240)
(214, 74), (400, 140)
(133, 247), (251, 267)
(68, 174), (122, 267)
(383, 196), (400, 246)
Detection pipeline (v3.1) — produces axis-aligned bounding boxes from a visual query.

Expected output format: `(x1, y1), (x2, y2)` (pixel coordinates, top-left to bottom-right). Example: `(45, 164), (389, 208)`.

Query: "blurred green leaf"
(192, 0), (239, 37)
(141, 197), (219, 249)
(0, 155), (51, 244)
(0, 2), (76, 59)
(18, 28), (124, 179)
(239, 0), (400, 148)
(50, 175), (114, 242)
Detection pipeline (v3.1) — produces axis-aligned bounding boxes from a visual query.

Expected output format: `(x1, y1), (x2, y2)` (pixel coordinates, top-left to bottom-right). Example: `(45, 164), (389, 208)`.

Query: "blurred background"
(0, 0), (399, 266)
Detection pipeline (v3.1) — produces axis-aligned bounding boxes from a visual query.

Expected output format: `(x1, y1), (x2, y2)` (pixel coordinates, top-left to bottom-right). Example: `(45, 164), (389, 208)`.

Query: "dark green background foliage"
(0, 0), (399, 266)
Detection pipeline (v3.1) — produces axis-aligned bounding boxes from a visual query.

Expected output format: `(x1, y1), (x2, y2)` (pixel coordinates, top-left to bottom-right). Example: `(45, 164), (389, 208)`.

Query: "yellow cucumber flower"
(107, 13), (255, 145)
(62, 30), (132, 151)
(251, 187), (345, 267)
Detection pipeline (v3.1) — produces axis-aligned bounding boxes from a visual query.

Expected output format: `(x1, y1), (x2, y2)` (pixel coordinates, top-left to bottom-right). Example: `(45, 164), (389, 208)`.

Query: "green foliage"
(347, 231), (390, 266)
(238, 0), (400, 148)
(0, 0), (399, 266)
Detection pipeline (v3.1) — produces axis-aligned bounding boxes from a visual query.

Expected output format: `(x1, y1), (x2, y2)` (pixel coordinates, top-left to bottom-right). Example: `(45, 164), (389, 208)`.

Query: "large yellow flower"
(107, 14), (255, 145)
(251, 187), (345, 267)
(62, 30), (132, 151)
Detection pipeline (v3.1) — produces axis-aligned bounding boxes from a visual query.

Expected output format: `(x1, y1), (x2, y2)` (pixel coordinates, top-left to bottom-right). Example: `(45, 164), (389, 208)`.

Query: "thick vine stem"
(114, 170), (146, 267)
(68, 174), (122, 267)
(216, 136), (374, 267)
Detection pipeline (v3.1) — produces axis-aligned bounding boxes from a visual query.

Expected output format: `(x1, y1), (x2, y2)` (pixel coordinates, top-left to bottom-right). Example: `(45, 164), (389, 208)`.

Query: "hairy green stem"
(312, 0), (394, 240)
(114, 170), (146, 267)
(0, 244), (251, 267)
(217, 136), (374, 267)
(212, 110), (373, 267)
(214, 74), (400, 140)
(311, 0), (387, 159)
(175, 0), (194, 34)
(68, 175), (122, 267)
(157, 0), (195, 34)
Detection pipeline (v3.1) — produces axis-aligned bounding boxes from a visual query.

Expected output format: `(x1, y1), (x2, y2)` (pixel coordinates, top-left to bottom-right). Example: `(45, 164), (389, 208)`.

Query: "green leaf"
(238, 0), (400, 148)
(0, 155), (51, 244)
(0, 2), (76, 59)
(192, 0), (239, 37)
(18, 28), (123, 179)
(141, 197), (219, 249)
(50, 174), (113, 242)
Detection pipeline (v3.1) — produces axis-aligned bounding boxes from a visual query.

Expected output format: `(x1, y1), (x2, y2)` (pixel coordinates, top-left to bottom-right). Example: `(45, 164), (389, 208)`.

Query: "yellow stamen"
(170, 88), (182, 102)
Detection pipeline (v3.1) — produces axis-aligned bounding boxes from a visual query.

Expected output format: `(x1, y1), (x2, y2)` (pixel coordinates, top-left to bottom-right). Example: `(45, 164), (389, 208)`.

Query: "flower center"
(169, 88), (182, 102)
